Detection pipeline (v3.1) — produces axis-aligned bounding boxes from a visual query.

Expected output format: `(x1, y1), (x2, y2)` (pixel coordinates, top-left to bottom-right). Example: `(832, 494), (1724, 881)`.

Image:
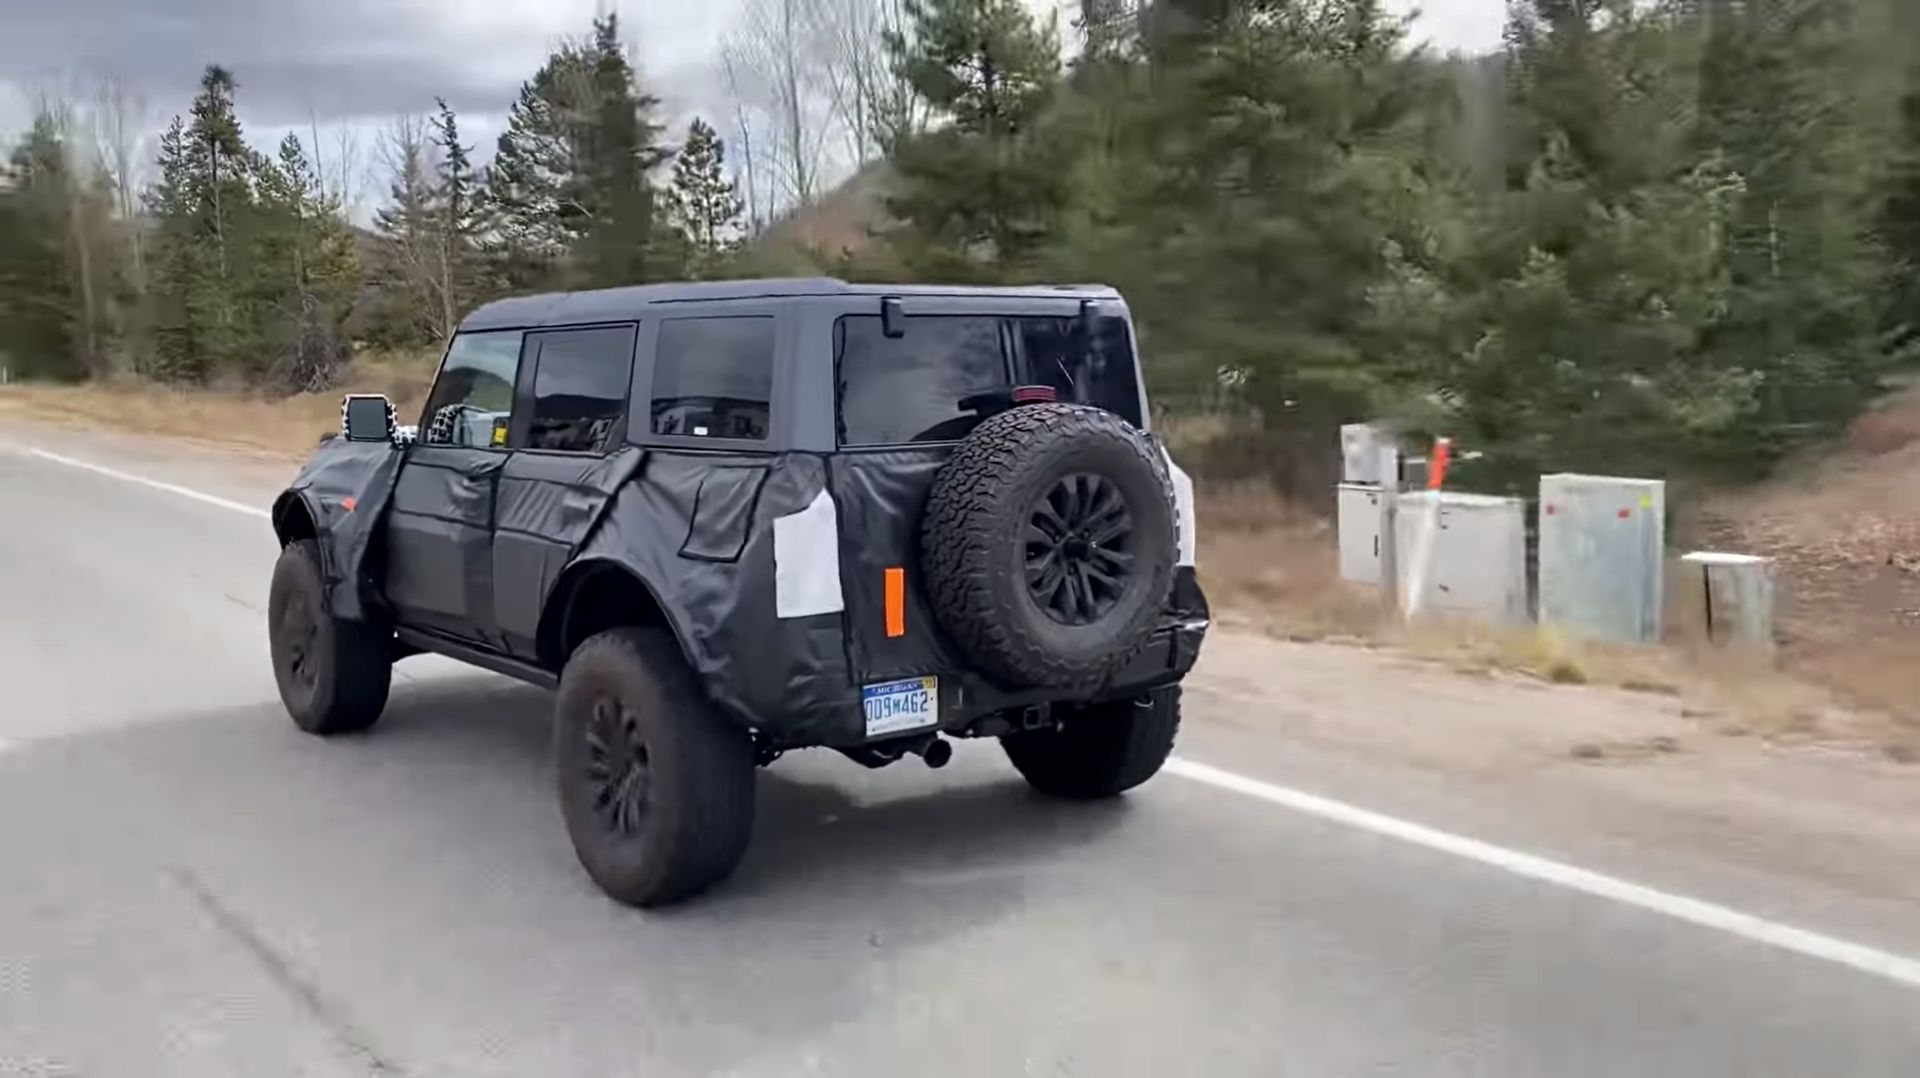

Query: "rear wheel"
(554, 628), (757, 908)
(267, 539), (392, 735)
(1002, 686), (1182, 799)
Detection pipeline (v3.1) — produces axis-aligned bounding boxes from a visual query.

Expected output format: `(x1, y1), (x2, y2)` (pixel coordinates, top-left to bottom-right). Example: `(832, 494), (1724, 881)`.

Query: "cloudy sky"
(0, 0), (1503, 201)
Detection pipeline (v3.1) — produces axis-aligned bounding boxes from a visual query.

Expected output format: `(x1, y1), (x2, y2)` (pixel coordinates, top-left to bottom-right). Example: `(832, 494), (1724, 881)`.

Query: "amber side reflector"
(884, 567), (906, 638)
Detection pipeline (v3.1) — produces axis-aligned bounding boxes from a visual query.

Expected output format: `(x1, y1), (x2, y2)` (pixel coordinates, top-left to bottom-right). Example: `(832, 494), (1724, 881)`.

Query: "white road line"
(1167, 758), (1920, 990)
(20, 444), (1920, 992)
(25, 447), (271, 519)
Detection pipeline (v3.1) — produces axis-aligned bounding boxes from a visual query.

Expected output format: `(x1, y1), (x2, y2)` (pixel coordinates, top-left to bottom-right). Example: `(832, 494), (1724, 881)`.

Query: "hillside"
(1702, 384), (1920, 730)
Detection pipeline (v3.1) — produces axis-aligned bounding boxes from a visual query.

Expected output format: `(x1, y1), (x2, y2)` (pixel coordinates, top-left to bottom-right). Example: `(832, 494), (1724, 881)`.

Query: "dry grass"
(0, 350), (437, 461)
(1195, 481), (1390, 642)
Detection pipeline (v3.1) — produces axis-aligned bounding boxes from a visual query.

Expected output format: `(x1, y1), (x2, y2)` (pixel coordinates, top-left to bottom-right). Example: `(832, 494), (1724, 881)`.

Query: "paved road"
(2, 425), (1917, 1077)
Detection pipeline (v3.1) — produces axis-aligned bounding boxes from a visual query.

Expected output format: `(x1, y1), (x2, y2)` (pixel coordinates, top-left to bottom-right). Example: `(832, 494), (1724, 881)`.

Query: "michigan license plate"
(862, 676), (939, 738)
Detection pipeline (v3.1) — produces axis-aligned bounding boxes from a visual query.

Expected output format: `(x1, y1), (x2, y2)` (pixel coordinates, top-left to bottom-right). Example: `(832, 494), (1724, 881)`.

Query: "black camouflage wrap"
(272, 439), (406, 623)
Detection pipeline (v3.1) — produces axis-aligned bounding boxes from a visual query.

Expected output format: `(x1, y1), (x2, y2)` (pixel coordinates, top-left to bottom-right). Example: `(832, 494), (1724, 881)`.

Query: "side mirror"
(342, 394), (398, 444)
(881, 296), (906, 339)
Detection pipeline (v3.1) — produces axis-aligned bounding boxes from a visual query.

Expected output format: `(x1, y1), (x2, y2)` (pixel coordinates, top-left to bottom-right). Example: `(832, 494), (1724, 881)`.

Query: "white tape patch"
(1166, 757), (1920, 991)
(772, 488), (844, 618)
(27, 448), (270, 519)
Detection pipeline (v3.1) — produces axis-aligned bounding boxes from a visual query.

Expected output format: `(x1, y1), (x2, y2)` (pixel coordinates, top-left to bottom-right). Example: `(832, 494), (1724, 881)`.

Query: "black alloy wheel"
(585, 694), (653, 838)
(278, 587), (322, 694)
(1026, 472), (1136, 626)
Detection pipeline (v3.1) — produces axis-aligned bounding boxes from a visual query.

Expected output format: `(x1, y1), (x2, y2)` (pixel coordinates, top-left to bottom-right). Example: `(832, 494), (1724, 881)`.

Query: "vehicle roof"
(459, 278), (1124, 332)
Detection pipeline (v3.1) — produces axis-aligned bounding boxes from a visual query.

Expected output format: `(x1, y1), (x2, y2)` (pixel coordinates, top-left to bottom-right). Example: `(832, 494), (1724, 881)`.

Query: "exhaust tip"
(922, 737), (953, 769)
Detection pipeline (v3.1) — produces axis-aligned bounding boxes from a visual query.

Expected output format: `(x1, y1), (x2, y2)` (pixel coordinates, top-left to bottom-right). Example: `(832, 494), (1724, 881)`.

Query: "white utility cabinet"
(1392, 491), (1529, 624)
(1337, 483), (1387, 585)
(1538, 474), (1666, 643)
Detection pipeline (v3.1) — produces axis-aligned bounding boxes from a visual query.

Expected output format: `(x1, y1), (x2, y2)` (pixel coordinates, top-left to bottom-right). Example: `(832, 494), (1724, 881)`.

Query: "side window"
(836, 315), (1009, 446)
(524, 324), (638, 454)
(651, 317), (774, 441)
(421, 331), (524, 449)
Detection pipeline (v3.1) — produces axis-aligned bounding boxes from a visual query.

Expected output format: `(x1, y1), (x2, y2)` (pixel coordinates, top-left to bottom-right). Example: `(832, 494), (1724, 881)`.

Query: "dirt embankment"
(1694, 386), (1920, 748)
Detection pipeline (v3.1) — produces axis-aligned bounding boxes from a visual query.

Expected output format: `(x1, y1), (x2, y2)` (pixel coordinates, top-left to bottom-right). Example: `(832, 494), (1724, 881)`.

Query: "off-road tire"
(554, 628), (757, 908)
(1003, 686), (1182, 799)
(268, 539), (392, 735)
(922, 403), (1176, 691)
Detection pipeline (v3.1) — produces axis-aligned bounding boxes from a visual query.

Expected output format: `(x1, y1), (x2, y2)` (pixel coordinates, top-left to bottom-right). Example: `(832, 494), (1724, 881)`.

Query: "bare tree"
(91, 77), (147, 284)
(723, 0), (831, 210)
(307, 109), (369, 211)
(373, 113), (463, 342)
(802, 0), (923, 163)
(720, 42), (768, 233)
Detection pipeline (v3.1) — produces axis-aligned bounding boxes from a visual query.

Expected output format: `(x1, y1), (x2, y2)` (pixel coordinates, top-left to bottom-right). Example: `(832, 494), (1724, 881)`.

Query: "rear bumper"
(1106, 617), (1209, 695)
(812, 567), (1211, 748)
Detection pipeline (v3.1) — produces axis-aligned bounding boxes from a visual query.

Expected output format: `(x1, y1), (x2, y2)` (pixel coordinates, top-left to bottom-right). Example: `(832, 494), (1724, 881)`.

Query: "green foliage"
(481, 13), (670, 292)
(0, 117), (82, 380)
(873, 0), (1919, 494)
(882, 0), (1072, 278)
(141, 65), (361, 390)
(667, 118), (745, 279)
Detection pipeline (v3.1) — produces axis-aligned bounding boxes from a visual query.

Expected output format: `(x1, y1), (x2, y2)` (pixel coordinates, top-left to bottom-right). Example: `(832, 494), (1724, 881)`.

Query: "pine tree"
(0, 117), (81, 380)
(572, 13), (670, 287)
(257, 133), (358, 391)
(884, 0), (1069, 277)
(1695, 0), (1894, 455)
(432, 99), (485, 334)
(145, 116), (204, 380)
(667, 118), (744, 278)
(481, 13), (669, 291)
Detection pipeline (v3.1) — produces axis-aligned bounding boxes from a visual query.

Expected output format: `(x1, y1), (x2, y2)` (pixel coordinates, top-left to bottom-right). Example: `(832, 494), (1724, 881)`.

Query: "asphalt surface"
(2, 425), (1917, 1077)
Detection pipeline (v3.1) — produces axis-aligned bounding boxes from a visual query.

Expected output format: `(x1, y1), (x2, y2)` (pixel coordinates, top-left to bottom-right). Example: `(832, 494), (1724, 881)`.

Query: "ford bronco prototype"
(267, 279), (1209, 906)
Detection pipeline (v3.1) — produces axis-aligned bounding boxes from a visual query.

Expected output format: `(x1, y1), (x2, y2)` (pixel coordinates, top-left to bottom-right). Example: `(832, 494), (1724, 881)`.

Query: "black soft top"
(459, 278), (1123, 333)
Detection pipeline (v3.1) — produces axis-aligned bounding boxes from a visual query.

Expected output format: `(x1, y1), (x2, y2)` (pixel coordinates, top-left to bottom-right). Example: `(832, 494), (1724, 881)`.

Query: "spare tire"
(922, 403), (1176, 690)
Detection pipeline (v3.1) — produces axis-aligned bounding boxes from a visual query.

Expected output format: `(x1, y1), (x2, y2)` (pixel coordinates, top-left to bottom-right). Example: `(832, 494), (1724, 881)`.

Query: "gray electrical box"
(1538, 474), (1666, 643)
(1337, 483), (1387, 584)
(1394, 492), (1529, 624)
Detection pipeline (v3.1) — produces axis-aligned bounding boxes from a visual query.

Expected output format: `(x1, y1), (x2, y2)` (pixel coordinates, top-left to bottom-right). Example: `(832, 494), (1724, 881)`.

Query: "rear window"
(837, 315), (1008, 446)
(1014, 315), (1143, 422)
(835, 313), (1142, 446)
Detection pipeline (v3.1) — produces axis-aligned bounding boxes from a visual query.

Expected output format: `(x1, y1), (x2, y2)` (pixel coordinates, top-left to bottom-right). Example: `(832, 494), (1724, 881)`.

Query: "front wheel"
(554, 628), (757, 908)
(1002, 686), (1182, 799)
(268, 539), (392, 735)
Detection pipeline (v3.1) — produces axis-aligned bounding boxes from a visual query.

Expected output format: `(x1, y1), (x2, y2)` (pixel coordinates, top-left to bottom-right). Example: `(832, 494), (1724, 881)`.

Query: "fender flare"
(536, 554), (704, 680)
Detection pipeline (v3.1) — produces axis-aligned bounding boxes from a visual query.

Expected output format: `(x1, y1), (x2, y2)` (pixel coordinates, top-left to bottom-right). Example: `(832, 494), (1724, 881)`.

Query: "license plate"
(861, 676), (939, 738)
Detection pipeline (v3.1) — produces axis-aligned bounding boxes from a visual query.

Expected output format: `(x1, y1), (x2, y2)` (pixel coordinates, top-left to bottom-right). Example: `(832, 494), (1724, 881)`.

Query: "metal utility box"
(1337, 483), (1387, 584)
(1340, 423), (1399, 485)
(1538, 474), (1666, 643)
(1392, 492), (1529, 624)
